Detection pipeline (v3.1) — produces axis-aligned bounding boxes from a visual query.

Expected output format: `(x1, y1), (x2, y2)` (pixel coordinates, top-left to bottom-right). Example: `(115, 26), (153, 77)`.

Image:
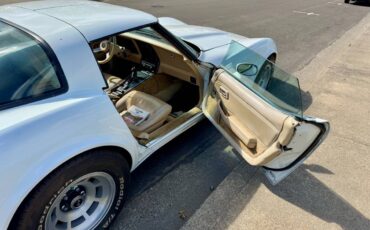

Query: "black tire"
(10, 150), (130, 230)
(344, 0), (350, 3)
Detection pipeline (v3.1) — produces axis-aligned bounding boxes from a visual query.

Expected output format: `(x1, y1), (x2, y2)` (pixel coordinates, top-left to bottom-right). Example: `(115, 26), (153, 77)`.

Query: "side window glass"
(220, 41), (303, 117)
(0, 21), (63, 108)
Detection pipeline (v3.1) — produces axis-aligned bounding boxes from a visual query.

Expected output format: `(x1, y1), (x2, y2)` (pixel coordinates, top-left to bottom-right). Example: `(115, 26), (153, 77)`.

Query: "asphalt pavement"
(102, 0), (370, 72)
(103, 1), (369, 229)
(181, 12), (370, 230)
(1, 0), (369, 229)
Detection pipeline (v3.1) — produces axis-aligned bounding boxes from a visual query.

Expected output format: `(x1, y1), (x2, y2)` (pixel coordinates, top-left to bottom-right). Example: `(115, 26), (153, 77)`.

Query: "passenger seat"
(115, 90), (172, 138)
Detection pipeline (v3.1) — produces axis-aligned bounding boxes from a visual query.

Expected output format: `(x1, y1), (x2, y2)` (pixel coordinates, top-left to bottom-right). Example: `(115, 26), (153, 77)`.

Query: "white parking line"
(328, 1), (343, 5)
(293, 10), (320, 16)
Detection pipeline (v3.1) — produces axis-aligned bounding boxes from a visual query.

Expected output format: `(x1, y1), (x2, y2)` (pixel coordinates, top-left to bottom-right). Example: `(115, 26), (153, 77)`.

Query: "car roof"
(6, 0), (157, 41)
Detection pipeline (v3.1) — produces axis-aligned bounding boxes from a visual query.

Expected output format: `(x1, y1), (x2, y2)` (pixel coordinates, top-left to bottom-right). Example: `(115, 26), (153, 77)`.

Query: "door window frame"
(0, 19), (68, 111)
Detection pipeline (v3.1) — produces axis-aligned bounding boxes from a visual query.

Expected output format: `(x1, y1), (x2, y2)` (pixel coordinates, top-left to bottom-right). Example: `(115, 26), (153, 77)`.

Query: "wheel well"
(8, 146), (132, 229)
(268, 53), (277, 62)
(91, 146), (133, 169)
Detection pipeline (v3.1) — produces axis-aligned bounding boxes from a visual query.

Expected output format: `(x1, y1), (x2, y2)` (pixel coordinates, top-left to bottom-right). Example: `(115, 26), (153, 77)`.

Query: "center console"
(108, 68), (154, 100)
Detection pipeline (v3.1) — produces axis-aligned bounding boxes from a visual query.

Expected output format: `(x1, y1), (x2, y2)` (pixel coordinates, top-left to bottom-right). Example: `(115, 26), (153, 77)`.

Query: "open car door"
(203, 41), (330, 185)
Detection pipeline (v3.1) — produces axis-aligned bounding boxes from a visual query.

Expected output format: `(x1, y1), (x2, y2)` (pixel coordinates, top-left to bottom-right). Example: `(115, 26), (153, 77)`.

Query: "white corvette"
(0, 1), (329, 229)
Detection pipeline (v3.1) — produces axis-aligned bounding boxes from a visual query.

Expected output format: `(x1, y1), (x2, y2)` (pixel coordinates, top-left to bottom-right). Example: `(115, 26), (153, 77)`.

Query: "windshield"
(133, 27), (170, 44)
(133, 27), (200, 57)
(220, 41), (303, 117)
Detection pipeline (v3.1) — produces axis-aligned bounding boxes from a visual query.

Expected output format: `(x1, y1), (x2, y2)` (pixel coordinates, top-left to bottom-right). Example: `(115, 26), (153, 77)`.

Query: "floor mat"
(167, 83), (199, 112)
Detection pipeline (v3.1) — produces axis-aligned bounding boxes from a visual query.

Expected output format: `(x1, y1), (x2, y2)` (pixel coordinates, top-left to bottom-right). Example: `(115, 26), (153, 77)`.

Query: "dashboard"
(92, 31), (204, 104)
(115, 32), (202, 87)
(116, 36), (159, 74)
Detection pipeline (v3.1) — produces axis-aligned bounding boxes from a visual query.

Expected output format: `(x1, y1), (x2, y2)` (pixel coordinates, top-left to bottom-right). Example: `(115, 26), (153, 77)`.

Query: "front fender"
(0, 92), (138, 229)
(199, 37), (277, 67)
(237, 37), (277, 60)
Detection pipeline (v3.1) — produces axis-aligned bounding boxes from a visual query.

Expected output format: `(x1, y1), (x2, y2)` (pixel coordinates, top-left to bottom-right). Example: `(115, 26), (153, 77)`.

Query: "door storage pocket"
(217, 100), (257, 149)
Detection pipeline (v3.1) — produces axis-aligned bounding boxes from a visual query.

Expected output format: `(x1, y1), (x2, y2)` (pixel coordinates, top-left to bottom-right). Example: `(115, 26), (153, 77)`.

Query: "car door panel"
(206, 69), (300, 166)
(264, 118), (329, 185)
(265, 122), (321, 168)
(213, 70), (287, 147)
(204, 69), (328, 174)
(202, 41), (329, 184)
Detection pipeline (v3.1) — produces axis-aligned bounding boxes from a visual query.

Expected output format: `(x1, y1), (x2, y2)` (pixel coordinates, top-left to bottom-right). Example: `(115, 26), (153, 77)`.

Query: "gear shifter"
(108, 65), (151, 101)
(123, 66), (137, 88)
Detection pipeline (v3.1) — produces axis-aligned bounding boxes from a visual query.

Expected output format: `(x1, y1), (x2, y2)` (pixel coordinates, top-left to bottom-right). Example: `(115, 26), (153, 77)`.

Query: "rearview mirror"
(236, 63), (258, 76)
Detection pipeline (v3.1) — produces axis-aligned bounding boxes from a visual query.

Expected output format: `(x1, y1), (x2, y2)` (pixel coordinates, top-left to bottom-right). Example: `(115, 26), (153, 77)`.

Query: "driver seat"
(115, 90), (172, 139)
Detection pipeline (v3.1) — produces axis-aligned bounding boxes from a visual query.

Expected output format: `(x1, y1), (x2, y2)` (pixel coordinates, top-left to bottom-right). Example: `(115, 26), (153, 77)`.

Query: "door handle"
(219, 86), (229, 99)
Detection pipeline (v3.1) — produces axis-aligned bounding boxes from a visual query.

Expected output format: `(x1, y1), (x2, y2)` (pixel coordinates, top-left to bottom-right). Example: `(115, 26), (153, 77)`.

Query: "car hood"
(159, 17), (277, 66)
(159, 17), (239, 52)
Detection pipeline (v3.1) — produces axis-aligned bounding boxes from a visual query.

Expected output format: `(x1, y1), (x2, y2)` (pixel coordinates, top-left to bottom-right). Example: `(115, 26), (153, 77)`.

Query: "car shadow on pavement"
(126, 120), (238, 201)
(265, 165), (370, 230)
(267, 76), (313, 113)
(301, 90), (313, 112)
(113, 123), (368, 230)
(197, 163), (370, 230)
(352, 0), (370, 7)
(112, 120), (241, 230)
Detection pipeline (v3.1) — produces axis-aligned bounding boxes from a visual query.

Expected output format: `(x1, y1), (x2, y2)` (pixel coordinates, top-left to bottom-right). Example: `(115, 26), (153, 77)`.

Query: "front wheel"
(10, 150), (130, 230)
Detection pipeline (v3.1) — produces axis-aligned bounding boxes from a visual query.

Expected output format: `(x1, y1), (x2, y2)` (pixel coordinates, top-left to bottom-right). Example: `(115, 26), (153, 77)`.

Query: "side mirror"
(236, 63), (258, 76)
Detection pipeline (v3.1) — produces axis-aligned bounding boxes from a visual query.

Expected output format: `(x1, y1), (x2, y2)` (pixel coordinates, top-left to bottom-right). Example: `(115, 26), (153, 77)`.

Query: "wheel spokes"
(45, 172), (116, 230)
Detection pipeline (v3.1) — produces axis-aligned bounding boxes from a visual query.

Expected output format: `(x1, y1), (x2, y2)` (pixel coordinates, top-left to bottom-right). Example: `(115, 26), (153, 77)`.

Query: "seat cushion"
(116, 90), (172, 135)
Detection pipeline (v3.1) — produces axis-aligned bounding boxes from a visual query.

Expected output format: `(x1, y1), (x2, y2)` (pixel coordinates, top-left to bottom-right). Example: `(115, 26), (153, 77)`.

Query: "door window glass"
(220, 41), (303, 117)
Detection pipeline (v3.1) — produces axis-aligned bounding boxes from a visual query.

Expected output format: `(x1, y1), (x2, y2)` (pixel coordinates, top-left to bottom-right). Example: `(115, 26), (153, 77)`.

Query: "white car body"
(0, 1), (328, 228)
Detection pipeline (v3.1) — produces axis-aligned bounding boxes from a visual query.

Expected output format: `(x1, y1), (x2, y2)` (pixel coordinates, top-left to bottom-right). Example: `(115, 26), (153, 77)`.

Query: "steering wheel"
(93, 36), (118, 65)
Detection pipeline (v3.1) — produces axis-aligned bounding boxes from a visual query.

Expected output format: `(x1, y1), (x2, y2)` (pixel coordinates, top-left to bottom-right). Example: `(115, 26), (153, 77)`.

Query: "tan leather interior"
(119, 33), (203, 91)
(105, 30), (204, 142)
(139, 107), (201, 145)
(205, 69), (299, 166)
(116, 90), (172, 138)
(104, 73), (122, 88)
(134, 74), (183, 102)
